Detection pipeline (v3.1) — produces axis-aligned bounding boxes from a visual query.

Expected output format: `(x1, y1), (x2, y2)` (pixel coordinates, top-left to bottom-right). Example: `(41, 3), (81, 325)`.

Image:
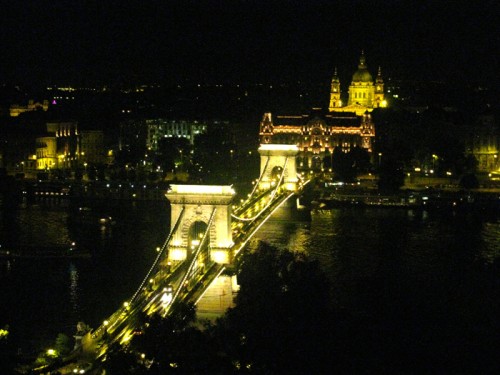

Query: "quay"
(316, 188), (500, 212)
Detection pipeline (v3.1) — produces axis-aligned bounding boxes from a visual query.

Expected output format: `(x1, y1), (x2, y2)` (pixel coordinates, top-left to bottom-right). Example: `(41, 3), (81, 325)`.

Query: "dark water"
(0, 198), (170, 354)
(250, 207), (500, 370)
(1, 199), (499, 361)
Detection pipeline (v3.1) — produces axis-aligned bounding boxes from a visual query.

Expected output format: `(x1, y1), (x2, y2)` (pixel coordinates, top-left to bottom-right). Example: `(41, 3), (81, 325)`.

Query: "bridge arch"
(166, 185), (235, 265)
(258, 144), (299, 191)
(187, 220), (209, 260)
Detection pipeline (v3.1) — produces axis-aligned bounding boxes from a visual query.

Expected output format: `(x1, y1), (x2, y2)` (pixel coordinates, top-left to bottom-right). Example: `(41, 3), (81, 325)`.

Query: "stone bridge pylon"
(166, 185), (235, 265)
(258, 144), (299, 191)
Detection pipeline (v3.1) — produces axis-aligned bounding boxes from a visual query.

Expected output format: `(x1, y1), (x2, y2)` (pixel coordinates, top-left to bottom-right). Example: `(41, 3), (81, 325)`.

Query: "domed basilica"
(260, 52), (386, 172)
(329, 51), (387, 115)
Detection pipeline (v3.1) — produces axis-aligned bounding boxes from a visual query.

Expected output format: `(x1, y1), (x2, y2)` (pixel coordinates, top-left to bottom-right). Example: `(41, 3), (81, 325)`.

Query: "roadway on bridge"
(57, 180), (305, 373)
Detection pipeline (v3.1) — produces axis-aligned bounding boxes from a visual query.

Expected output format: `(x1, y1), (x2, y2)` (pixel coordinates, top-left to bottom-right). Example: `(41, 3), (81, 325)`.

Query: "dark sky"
(1, 0), (498, 86)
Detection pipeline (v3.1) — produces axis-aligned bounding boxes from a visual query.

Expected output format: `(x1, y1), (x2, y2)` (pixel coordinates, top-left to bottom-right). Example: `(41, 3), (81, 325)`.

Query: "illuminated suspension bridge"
(78, 144), (308, 360)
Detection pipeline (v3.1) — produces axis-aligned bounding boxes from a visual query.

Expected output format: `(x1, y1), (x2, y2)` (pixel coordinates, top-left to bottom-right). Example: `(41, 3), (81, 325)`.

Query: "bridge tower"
(258, 144), (299, 191)
(166, 185), (235, 265)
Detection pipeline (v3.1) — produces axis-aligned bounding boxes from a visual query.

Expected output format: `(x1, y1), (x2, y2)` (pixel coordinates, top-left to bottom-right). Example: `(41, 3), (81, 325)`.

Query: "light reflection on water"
(249, 207), (500, 314)
(0, 200), (498, 354)
(2, 200), (72, 249)
(69, 262), (79, 315)
(252, 208), (500, 268)
(481, 220), (500, 263)
(0, 199), (170, 353)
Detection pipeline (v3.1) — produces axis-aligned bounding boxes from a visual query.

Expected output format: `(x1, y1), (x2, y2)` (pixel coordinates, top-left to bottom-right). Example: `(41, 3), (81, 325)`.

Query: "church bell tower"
(374, 66), (386, 108)
(328, 67), (342, 111)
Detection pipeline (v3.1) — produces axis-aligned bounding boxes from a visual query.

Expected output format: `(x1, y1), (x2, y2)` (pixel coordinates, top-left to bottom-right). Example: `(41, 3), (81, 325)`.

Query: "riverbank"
(11, 180), (170, 201)
(315, 186), (500, 213)
(0, 247), (91, 259)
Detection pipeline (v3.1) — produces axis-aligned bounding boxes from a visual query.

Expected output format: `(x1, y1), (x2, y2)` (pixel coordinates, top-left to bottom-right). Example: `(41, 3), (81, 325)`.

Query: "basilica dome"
(352, 67), (373, 82)
(351, 52), (373, 82)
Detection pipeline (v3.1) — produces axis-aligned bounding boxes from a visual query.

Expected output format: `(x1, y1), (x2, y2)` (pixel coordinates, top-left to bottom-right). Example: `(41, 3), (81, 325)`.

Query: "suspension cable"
(168, 207), (217, 310)
(233, 155), (270, 215)
(130, 206), (186, 304)
(231, 156), (289, 222)
(247, 155), (270, 200)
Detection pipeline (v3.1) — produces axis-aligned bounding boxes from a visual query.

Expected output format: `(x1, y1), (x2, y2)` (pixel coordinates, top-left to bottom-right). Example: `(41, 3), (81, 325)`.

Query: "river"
(1, 197), (499, 360)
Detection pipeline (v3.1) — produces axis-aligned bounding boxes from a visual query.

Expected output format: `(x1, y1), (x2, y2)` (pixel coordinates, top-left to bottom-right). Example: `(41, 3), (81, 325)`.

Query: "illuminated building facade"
(260, 110), (375, 171)
(260, 53), (382, 172)
(146, 119), (207, 150)
(10, 99), (49, 117)
(51, 122), (79, 170)
(329, 51), (386, 115)
(465, 113), (499, 172)
(35, 136), (57, 170)
(34, 122), (105, 170)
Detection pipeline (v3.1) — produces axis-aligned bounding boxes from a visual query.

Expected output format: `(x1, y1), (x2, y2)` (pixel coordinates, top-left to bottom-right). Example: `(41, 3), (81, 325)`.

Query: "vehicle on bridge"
(161, 285), (174, 307)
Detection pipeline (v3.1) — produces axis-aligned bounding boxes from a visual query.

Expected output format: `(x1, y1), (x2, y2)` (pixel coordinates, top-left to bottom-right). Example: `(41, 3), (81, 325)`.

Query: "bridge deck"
(78, 184), (302, 364)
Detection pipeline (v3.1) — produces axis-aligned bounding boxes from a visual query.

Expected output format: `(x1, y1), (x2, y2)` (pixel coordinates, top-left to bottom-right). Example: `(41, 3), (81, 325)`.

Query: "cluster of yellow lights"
(169, 248), (187, 261)
(276, 115), (304, 119)
(169, 184), (235, 195)
(329, 127), (363, 134)
(211, 250), (229, 264)
(273, 127), (302, 134)
(259, 144), (299, 151)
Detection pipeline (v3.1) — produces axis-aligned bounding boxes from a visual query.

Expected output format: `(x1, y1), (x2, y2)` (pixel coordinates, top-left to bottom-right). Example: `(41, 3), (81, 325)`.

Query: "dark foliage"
(215, 242), (337, 374)
(190, 125), (237, 184)
(330, 146), (370, 182)
(156, 137), (191, 174)
(378, 157), (405, 192)
(106, 244), (341, 374)
(0, 327), (16, 375)
(129, 302), (233, 374)
(459, 173), (479, 189)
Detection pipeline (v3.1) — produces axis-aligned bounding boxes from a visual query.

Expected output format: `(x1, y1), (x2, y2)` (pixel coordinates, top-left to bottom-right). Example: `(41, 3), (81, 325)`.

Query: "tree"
(330, 146), (370, 182)
(54, 333), (72, 357)
(0, 325), (16, 374)
(216, 242), (335, 374)
(190, 124), (236, 184)
(378, 157), (405, 192)
(331, 146), (355, 181)
(104, 245), (346, 373)
(459, 173), (479, 189)
(127, 302), (232, 374)
(156, 137), (191, 175)
(100, 342), (142, 374)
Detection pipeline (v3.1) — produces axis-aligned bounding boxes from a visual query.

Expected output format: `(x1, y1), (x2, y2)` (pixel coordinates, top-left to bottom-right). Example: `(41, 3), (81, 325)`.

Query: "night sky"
(1, 0), (498, 86)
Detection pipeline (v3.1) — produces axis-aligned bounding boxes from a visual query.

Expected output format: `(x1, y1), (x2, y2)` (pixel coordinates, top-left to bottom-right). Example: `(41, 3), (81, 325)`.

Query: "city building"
(10, 99), (49, 117)
(465, 113), (499, 173)
(329, 51), (387, 115)
(51, 122), (79, 170)
(146, 119), (208, 151)
(35, 136), (57, 170)
(79, 130), (105, 165)
(260, 52), (382, 172)
(34, 122), (105, 171)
